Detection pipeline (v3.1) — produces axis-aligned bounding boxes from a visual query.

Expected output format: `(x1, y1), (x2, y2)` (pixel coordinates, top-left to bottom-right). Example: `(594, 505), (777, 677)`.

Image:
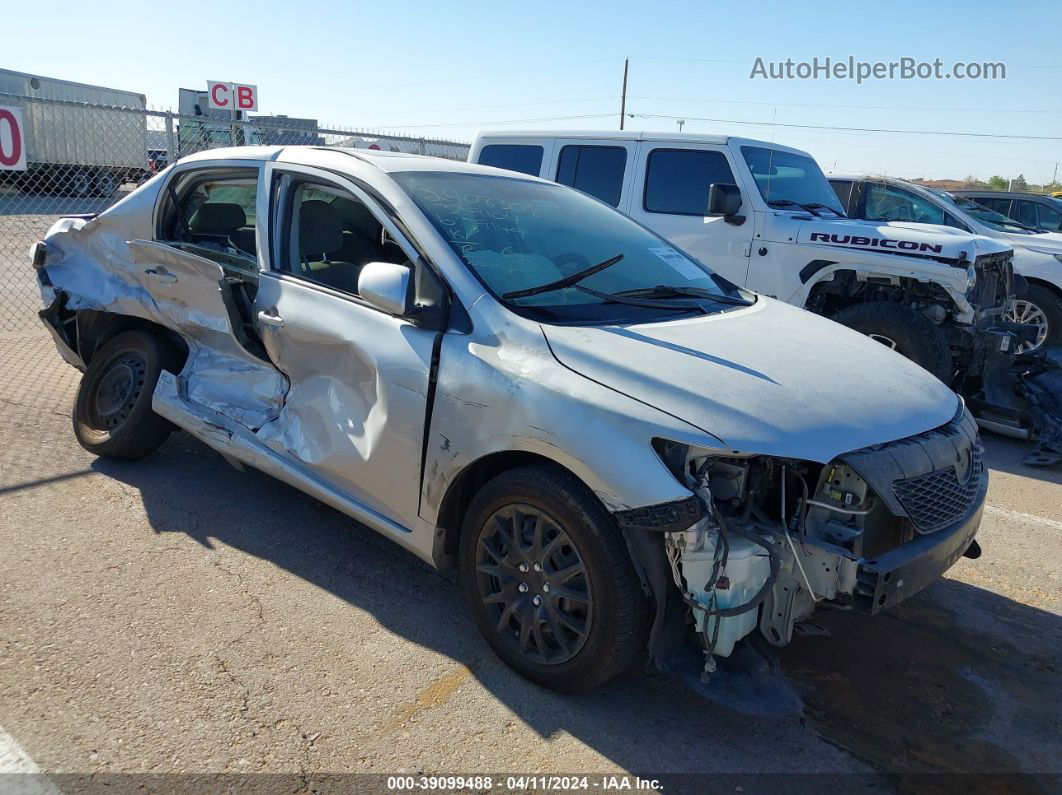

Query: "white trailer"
(0, 69), (149, 196)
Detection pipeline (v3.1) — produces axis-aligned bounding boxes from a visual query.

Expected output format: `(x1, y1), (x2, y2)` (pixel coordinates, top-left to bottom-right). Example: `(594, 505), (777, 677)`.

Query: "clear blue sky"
(4, 0), (1060, 182)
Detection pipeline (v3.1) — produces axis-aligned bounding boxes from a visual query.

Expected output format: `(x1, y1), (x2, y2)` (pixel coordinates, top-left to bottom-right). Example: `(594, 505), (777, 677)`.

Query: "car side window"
(477, 144), (544, 176)
(865, 184), (946, 225)
(555, 145), (627, 207)
(160, 167), (259, 269)
(1014, 200), (1038, 228)
(644, 149), (736, 215)
(944, 212), (969, 231)
(976, 197), (1011, 216)
(830, 180), (854, 214)
(278, 178), (408, 296)
(1036, 201), (1062, 232)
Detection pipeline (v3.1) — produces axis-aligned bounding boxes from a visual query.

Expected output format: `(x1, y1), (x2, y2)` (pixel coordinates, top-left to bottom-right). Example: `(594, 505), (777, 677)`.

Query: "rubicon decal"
(809, 232), (944, 254)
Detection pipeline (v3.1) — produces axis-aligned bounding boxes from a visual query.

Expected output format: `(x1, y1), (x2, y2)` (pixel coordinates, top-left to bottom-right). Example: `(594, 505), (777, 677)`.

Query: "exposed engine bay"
(653, 407), (986, 672)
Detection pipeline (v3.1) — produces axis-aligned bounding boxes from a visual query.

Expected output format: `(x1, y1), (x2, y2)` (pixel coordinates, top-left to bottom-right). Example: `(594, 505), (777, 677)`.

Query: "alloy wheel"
(1004, 300), (1049, 353)
(474, 504), (593, 665)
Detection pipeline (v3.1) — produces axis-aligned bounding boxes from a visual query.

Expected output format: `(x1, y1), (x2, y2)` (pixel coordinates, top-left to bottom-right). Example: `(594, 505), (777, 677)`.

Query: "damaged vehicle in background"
(830, 175), (1062, 465)
(33, 146), (986, 690)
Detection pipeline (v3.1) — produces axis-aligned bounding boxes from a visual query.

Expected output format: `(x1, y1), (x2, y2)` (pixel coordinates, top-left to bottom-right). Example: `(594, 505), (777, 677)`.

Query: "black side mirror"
(707, 183), (744, 224)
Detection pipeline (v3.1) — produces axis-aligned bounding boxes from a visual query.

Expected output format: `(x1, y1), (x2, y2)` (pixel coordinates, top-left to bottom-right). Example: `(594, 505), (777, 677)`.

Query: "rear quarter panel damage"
(39, 193), (286, 430)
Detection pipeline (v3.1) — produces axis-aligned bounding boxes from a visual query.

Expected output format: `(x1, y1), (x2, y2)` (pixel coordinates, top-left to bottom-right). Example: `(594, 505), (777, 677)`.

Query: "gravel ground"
(0, 201), (1059, 793)
(0, 333), (1058, 794)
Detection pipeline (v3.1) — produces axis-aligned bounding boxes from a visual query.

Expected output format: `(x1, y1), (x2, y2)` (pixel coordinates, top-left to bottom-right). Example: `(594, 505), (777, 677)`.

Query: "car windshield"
(934, 191), (1044, 234)
(392, 171), (750, 323)
(741, 146), (845, 215)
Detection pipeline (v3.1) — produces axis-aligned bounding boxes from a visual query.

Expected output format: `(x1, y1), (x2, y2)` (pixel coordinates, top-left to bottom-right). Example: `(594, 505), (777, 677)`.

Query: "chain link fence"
(0, 91), (469, 336)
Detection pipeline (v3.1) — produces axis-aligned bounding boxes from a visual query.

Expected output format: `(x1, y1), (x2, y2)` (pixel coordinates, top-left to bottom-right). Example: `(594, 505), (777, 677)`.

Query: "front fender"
(420, 331), (705, 525)
(1012, 246), (1062, 291)
(792, 255), (972, 319)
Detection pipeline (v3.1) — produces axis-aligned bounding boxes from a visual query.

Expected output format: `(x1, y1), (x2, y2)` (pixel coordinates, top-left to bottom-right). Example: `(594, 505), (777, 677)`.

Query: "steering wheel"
(552, 251), (590, 270)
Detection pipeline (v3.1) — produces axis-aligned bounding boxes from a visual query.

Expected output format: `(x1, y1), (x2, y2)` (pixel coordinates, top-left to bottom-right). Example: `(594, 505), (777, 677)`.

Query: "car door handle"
(257, 309), (285, 328)
(144, 267), (177, 284)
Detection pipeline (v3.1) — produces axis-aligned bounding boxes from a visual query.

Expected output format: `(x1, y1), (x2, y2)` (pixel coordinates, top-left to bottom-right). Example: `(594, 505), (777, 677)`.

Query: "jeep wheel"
(459, 464), (649, 692)
(1005, 283), (1062, 354)
(73, 331), (179, 460)
(831, 302), (953, 382)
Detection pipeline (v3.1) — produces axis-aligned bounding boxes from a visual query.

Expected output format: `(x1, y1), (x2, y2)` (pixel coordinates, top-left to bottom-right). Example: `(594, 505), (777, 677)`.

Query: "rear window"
(477, 144), (543, 176)
(555, 145), (627, 207)
(644, 149), (736, 215)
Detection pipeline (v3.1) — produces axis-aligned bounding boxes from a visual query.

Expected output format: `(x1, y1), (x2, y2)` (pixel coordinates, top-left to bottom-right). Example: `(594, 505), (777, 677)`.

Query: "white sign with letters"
(206, 81), (258, 112)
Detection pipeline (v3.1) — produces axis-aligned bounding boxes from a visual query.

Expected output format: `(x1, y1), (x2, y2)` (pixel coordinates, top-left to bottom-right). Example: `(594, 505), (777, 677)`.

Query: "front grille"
(969, 251), (1013, 312)
(892, 446), (983, 534)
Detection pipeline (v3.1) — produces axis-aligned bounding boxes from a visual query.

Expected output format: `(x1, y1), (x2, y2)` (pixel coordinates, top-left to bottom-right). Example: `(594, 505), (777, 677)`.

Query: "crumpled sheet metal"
(41, 204), (286, 430)
(420, 319), (700, 522)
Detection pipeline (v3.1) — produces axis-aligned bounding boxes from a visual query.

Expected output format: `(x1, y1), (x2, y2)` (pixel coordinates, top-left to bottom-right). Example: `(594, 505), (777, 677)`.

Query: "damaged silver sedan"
(33, 146), (986, 690)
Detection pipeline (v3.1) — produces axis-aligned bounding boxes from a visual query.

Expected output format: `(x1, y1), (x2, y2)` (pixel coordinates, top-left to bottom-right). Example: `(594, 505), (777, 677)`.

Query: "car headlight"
(965, 264), (977, 293)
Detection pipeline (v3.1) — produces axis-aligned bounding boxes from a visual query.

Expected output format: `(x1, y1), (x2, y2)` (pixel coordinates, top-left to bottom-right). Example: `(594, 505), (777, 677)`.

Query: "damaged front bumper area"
(645, 405), (986, 666)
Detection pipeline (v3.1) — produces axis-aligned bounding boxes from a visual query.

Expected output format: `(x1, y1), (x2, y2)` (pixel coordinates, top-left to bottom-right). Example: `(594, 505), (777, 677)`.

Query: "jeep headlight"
(965, 264), (977, 294)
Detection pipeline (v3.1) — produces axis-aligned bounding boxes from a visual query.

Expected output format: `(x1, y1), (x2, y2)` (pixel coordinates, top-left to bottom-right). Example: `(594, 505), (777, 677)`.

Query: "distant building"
(910, 178), (974, 191)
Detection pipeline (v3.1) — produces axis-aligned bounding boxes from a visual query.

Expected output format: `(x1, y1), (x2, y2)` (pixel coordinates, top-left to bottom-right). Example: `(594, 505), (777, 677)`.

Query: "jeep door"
(625, 143), (753, 287)
(251, 163), (438, 530)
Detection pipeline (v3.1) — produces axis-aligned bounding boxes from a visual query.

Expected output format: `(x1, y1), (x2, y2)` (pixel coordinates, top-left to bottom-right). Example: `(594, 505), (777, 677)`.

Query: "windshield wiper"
(803, 202), (844, 217)
(613, 285), (755, 306)
(502, 253), (624, 300)
(766, 198), (829, 217)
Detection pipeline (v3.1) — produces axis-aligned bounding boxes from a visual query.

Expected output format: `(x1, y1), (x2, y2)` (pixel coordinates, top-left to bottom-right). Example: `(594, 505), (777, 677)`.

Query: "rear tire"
(73, 331), (179, 460)
(831, 302), (953, 382)
(459, 464), (650, 692)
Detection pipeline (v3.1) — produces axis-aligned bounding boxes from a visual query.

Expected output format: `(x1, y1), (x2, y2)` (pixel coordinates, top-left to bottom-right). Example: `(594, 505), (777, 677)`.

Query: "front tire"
(1006, 283), (1062, 354)
(459, 464), (650, 692)
(831, 302), (953, 382)
(73, 331), (179, 460)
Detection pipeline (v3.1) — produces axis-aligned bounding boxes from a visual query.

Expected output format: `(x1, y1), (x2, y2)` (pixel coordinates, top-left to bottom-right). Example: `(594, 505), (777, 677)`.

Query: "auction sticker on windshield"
(649, 247), (705, 280)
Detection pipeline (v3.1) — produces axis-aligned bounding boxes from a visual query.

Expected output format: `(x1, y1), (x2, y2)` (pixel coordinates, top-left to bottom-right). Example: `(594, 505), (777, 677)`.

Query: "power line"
(389, 58), (619, 88)
(628, 95), (1062, 115)
(367, 112), (615, 130)
(628, 112), (1062, 141)
(360, 95), (618, 117)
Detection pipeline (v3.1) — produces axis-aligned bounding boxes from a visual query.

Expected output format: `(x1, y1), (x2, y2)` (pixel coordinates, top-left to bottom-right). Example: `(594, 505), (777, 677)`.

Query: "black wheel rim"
(475, 504), (593, 665)
(88, 352), (146, 431)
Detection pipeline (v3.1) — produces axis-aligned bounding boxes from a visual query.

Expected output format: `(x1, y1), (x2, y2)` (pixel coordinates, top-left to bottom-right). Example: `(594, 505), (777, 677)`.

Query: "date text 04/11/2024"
(384, 775), (663, 791)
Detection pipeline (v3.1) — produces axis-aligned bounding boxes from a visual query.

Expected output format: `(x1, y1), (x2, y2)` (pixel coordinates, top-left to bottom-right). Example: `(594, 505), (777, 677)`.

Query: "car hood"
(543, 298), (959, 463)
(792, 217), (1011, 259)
(1005, 230), (1062, 252)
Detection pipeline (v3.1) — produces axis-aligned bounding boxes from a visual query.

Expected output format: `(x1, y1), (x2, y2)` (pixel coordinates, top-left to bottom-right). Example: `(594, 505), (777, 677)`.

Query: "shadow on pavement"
(92, 431), (1060, 791)
(982, 435), (1062, 486)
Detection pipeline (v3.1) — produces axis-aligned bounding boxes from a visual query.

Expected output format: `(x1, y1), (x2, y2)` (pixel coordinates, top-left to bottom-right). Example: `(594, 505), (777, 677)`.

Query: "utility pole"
(619, 58), (628, 130)
(677, 119), (685, 132)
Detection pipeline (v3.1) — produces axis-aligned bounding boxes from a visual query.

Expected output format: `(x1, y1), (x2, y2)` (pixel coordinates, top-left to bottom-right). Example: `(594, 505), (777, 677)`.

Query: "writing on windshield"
(392, 171), (744, 322)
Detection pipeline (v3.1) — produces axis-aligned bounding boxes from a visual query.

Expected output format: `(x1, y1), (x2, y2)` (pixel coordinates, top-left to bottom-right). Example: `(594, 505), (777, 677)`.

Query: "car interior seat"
(297, 200), (362, 293)
(187, 202), (256, 257)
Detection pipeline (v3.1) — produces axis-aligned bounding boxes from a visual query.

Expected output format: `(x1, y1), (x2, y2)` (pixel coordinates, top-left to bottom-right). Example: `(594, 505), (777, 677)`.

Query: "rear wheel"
(459, 464), (649, 691)
(73, 331), (179, 460)
(92, 170), (118, 198)
(1005, 283), (1062, 353)
(831, 302), (953, 382)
